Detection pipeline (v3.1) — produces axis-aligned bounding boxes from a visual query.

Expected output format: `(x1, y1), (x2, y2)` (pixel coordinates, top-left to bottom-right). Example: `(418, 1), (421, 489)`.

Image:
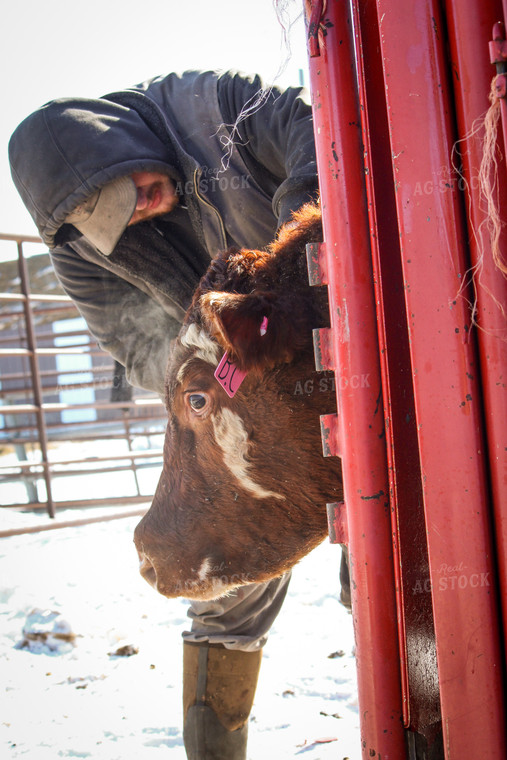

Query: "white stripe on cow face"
(212, 407), (284, 501)
(181, 323), (220, 364)
(177, 323), (221, 383)
(197, 557), (211, 582)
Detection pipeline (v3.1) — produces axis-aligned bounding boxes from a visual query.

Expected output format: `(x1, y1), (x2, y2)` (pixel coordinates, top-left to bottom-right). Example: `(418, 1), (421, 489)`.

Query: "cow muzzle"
(136, 546), (188, 598)
(135, 542), (257, 601)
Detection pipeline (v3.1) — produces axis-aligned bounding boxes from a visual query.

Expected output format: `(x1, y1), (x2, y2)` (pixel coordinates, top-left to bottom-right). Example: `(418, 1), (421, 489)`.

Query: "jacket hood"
(8, 96), (177, 248)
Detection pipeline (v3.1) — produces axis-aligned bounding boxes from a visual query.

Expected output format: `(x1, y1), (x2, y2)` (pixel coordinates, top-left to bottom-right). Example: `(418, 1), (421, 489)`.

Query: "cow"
(134, 202), (343, 601)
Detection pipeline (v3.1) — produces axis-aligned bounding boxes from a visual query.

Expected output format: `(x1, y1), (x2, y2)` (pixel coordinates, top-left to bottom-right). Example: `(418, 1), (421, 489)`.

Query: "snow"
(0, 515), (360, 759)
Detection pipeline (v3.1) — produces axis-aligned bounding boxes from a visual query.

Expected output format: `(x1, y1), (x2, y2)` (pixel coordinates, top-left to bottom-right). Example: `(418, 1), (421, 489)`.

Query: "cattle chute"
(304, 0), (507, 757)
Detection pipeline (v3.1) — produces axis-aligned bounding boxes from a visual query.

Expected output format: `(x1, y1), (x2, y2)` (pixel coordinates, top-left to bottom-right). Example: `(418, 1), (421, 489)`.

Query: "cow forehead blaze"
(176, 323), (221, 384)
(180, 323), (220, 364)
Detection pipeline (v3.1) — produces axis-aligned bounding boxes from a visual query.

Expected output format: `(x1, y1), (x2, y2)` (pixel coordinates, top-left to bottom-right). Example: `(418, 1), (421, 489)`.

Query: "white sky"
(1, 0), (309, 238)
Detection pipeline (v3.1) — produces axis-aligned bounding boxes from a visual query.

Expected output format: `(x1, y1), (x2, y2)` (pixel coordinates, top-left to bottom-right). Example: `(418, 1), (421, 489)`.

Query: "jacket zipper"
(193, 168), (227, 250)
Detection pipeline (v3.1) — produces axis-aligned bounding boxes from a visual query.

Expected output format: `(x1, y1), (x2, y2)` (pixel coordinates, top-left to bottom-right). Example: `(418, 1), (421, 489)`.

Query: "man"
(9, 69), (320, 760)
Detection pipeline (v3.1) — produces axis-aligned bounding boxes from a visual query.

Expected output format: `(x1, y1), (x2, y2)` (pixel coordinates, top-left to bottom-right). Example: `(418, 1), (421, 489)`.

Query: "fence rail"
(0, 232), (167, 524)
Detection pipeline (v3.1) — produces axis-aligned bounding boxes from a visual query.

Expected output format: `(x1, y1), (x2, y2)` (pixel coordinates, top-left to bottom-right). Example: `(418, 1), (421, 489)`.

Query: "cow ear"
(200, 290), (300, 371)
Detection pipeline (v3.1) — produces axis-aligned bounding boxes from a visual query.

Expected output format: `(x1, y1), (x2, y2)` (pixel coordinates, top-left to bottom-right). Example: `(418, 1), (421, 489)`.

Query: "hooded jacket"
(9, 70), (318, 393)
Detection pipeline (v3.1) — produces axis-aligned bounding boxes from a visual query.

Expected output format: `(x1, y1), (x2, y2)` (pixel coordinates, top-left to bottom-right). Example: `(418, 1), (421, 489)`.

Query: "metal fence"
(0, 232), (167, 524)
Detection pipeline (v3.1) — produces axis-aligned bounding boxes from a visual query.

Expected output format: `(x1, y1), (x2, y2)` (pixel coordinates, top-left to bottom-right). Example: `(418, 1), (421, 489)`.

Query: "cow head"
(134, 203), (342, 600)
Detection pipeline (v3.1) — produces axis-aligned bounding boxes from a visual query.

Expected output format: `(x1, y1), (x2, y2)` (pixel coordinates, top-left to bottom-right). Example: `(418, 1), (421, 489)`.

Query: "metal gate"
(0, 233), (167, 529)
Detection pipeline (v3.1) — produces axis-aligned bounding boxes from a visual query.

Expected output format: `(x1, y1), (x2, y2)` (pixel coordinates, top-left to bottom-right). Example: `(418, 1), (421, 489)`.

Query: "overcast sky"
(1, 0), (308, 240)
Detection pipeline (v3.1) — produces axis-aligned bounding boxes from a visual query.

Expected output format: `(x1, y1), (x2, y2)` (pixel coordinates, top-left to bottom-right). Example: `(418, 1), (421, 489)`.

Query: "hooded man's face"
(128, 171), (179, 225)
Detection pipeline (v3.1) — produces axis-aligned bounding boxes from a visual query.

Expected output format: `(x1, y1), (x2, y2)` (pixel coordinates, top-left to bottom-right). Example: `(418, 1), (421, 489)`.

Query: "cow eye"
(186, 392), (209, 415)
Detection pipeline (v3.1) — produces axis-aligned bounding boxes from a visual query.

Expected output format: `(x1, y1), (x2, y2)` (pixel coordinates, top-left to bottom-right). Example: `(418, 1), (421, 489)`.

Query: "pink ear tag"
(214, 353), (248, 398)
(214, 317), (268, 398)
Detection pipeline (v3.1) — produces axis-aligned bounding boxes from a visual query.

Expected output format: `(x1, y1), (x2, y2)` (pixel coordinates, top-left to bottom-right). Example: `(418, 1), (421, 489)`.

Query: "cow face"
(134, 204), (343, 600)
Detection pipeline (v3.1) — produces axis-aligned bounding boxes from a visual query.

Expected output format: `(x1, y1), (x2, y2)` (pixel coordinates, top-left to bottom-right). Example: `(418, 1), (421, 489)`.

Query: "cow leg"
(183, 642), (262, 759)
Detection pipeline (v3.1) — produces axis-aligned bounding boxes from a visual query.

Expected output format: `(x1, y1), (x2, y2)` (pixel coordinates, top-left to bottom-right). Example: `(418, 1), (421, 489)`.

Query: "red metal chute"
(304, 0), (507, 757)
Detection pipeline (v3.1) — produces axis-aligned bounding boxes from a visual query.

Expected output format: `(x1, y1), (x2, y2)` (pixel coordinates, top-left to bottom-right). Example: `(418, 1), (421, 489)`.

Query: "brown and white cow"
(134, 203), (343, 600)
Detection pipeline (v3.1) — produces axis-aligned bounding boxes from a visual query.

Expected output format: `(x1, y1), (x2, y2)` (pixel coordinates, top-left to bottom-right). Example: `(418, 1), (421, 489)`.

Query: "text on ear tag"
(214, 353), (248, 398)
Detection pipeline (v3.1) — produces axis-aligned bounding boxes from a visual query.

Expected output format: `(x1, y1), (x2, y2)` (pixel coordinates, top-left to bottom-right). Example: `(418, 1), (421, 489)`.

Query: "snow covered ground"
(0, 512), (360, 759)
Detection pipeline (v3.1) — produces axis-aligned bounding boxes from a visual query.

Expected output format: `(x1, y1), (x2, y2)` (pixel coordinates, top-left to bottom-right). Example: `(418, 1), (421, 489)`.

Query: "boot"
(183, 641), (262, 760)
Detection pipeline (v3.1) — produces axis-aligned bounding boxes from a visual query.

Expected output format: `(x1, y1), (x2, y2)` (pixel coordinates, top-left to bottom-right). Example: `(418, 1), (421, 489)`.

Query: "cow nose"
(138, 550), (158, 588)
(134, 520), (159, 588)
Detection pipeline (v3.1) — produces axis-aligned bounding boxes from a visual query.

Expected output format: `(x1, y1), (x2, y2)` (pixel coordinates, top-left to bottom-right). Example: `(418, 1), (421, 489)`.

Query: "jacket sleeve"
(217, 71), (319, 225)
(50, 244), (181, 395)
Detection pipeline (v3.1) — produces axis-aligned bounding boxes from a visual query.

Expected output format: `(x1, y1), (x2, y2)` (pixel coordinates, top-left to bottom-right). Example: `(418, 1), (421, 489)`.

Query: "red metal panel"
(352, 0), (442, 742)
(304, 1), (406, 757)
(373, 0), (507, 755)
(445, 0), (507, 655)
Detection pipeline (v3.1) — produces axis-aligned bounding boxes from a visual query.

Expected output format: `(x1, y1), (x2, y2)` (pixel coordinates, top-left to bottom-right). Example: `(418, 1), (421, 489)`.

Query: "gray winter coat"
(9, 70), (318, 393)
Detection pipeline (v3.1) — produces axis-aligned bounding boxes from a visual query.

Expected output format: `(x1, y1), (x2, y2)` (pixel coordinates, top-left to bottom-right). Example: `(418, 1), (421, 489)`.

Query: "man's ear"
(199, 290), (302, 371)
